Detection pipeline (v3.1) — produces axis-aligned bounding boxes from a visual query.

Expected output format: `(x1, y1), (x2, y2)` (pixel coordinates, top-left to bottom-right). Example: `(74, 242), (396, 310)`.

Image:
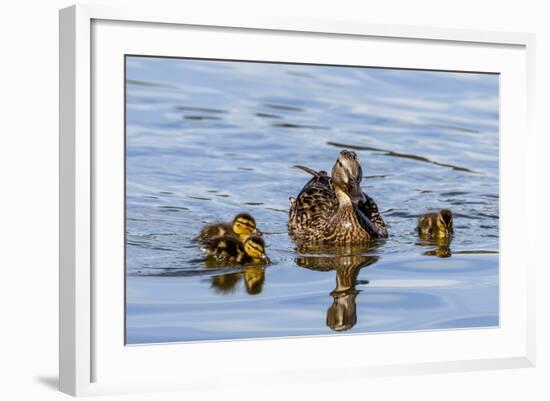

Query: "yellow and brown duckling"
(195, 213), (259, 243)
(201, 233), (268, 265)
(288, 150), (388, 245)
(417, 209), (454, 239)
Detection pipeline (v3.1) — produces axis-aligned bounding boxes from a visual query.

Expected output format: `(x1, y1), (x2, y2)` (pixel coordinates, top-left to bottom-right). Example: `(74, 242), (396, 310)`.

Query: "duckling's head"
(331, 150), (366, 204)
(232, 213), (258, 240)
(436, 209), (453, 236)
(243, 234), (267, 262)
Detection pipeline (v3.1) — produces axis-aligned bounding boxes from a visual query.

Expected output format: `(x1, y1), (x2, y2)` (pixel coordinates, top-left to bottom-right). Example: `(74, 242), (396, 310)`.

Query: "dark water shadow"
(262, 103), (304, 112)
(184, 115), (222, 121)
(157, 205), (189, 211)
(453, 250), (498, 255)
(431, 123), (481, 134)
(272, 123), (330, 130)
(127, 79), (180, 89)
(175, 106), (227, 114)
(255, 112), (282, 119)
(286, 70), (315, 79)
(327, 141), (478, 174)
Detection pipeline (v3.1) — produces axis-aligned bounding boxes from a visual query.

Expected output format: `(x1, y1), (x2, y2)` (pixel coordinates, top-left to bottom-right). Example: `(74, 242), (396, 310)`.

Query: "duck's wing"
(288, 168), (337, 237)
(356, 193), (388, 238)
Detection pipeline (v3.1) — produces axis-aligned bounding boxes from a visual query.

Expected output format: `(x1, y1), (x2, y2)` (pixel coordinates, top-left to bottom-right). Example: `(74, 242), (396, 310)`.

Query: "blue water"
(125, 56), (499, 344)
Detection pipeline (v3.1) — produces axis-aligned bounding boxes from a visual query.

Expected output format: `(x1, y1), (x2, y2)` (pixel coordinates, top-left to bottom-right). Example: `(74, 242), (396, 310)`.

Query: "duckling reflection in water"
(210, 272), (242, 295)
(296, 244), (379, 332)
(416, 233), (452, 258)
(421, 239), (452, 258)
(209, 266), (265, 295)
(196, 213), (260, 243)
(243, 266), (265, 295)
(201, 234), (269, 265)
(417, 209), (453, 239)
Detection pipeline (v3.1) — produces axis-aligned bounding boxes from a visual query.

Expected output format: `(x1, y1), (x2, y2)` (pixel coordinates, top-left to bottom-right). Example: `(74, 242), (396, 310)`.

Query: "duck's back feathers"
(288, 168), (337, 241)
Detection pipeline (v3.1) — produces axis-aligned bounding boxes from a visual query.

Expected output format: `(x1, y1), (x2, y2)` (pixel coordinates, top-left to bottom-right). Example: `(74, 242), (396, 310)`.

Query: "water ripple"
(327, 141), (478, 173)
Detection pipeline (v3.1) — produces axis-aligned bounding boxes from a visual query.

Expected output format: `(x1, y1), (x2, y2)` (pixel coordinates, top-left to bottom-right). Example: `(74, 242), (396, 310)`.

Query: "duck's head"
(243, 234), (268, 262)
(436, 209), (453, 237)
(232, 213), (259, 240)
(331, 150), (366, 204)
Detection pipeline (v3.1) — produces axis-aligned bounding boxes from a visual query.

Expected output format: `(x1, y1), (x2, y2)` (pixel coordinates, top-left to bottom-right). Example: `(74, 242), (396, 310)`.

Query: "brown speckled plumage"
(288, 150), (388, 244)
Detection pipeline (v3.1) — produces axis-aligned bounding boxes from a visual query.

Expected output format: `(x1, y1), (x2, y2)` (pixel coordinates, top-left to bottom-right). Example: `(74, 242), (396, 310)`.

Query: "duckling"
(417, 209), (453, 238)
(288, 150), (388, 244)
(201, 234), (268, 265)
(196, 213), (259, 243)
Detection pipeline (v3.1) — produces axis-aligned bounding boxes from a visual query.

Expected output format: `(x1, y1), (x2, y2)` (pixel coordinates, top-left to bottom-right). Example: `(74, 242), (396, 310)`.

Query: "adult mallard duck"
(195, 213), (259, 243)
(201, 234), (268, 265)
(288, 150), (388, 244)
(417, 209), (453, 239)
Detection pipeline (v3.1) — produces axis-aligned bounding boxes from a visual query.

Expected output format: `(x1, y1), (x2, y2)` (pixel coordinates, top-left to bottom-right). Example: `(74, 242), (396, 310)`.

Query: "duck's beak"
(348, 177), (366, 205)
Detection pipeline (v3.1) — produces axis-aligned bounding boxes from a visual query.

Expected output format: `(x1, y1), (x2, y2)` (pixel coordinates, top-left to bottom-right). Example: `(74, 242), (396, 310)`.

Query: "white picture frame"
(59, 4), (536, 397)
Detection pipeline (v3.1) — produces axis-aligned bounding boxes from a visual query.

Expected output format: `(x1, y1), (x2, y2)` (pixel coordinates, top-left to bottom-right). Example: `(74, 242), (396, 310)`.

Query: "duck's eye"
(234, 218), (256, 233)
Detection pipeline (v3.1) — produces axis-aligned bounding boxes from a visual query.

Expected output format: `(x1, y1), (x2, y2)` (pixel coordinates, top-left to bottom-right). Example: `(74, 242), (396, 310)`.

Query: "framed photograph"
(59, 4), (536, 396)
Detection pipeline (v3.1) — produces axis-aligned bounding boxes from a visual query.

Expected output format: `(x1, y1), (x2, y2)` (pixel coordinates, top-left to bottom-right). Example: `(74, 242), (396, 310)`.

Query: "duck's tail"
(293, 165), (327, 177)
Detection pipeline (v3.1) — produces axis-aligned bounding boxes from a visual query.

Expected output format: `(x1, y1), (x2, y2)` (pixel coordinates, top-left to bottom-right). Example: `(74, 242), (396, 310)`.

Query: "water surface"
(125, 56), (499, 344)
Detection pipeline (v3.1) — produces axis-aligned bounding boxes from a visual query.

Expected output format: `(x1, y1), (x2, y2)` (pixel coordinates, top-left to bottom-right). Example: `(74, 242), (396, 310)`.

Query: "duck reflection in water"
(209, 266), (266, 295)
(295, 243), (380, 332)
